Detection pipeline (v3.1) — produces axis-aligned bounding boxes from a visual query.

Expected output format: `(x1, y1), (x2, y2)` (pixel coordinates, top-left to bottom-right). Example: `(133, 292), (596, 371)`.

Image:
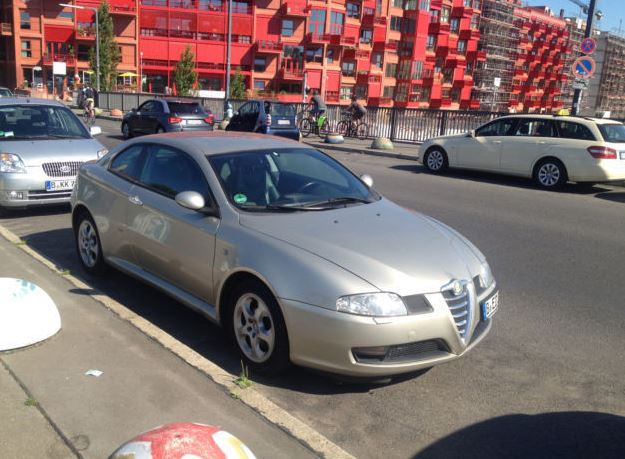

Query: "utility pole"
(571, 0), (596, 115)
(224, 0), (233, 112)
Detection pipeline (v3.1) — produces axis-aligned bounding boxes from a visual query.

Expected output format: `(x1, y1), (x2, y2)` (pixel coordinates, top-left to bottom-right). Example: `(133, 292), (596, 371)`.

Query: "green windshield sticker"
(234, 193), (247, 204)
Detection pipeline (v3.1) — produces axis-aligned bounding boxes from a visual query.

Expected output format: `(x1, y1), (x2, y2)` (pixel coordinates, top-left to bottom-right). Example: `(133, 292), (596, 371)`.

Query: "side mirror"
(131, 107), (137, 113)
(89, 126), (102, 136)
(360, 174), (374, 188)
(175, 191), (205, 211)
(467, 130), (476, 138)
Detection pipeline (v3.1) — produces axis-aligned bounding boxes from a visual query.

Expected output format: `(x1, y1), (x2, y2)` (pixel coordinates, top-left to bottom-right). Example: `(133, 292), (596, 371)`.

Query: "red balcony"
(196, 62), (226, 71)
(477, 50), (487, 61)
(306, 32), (330, 43)
(362, 15), (386, 27)
(1, 23), (12, 36)
(326, 91), (339, 103)
(43, 54), (76, 65)
(355, 49), (370, 60)
(368, 97), (393, 107)
(459, 29), (480, 40)
(256, 40), (283, 53)
(329, 35), (357, 47)
(282, 2), (309, 17)
(109, 2), (136, 14)
(429, 22), (451, 34)
(451, 6), (473, 18)
(470, 99), (481, 109)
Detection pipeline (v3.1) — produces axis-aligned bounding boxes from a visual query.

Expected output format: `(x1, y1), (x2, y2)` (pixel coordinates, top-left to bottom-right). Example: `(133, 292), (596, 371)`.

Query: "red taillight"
(204, 114), (215, 125)
(168, 116), (183, 124)
(265, 114), (272, 126)
(587, 146), (617, 159)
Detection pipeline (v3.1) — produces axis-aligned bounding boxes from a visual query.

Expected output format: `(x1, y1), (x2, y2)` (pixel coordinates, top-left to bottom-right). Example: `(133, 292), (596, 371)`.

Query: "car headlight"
(0, 153), (26, 173)
(96, 148), (108, 159)
(479, 262), (494, 289)
(336, 292), (407, 317)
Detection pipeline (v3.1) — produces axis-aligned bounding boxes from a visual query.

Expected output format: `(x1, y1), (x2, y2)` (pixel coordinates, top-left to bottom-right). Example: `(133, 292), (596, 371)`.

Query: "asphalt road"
(2, 118), (625, 459)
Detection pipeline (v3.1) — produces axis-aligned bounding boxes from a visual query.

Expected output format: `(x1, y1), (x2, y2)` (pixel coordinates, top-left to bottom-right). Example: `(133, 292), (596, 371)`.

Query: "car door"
(126, 143), (219, 303)
(457, 118), (517, 171)
(228, 103), (249, 131)
(144, 100), (164, 133)
(500, 118), (557, 175)
(133, 101), (153, 133)
(245, 102), (261, 132)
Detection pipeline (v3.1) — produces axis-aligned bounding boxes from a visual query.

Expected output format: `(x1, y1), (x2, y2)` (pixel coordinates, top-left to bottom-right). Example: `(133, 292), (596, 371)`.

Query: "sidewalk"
(0, 234), (318, 458)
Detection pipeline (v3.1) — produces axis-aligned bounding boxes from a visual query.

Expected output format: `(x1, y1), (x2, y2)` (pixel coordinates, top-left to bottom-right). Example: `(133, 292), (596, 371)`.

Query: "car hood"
(1, 138), (104, 166)
(239, 199), (484, 295)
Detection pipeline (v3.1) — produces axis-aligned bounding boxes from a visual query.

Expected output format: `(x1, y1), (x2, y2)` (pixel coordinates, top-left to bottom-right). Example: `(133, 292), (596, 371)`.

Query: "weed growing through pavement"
(234, 361), (253, 389)
(24, 397), (38, 407)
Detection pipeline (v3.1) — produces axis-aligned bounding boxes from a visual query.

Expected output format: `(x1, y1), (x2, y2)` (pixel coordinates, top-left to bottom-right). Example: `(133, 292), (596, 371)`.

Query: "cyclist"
(83, 84), (96, 120)
(309, 89), (326, 122)
(346, 96), (366, 127)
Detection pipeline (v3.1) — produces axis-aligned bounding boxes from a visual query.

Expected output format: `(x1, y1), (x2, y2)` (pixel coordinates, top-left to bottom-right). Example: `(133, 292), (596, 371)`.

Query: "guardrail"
(95, 91), (504, 142)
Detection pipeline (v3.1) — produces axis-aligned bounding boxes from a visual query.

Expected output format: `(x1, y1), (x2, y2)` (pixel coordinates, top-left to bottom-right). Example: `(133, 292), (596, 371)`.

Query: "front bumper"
(0, 168), (75, 208)
(280, 283), (496, 377)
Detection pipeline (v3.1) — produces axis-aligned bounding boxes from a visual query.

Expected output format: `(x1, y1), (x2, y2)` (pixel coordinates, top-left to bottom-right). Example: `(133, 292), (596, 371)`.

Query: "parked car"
(226, 100), (300, 141)
(0, 98), (106, 214)
(122, 99), (214, 139)
(0, 87), (13, 97)
(419, 114), (625, 189)
(71, 132), (498, 378)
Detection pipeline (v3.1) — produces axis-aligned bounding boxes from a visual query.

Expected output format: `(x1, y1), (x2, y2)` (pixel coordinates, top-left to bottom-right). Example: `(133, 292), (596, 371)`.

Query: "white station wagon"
(419, 114), (625, 189)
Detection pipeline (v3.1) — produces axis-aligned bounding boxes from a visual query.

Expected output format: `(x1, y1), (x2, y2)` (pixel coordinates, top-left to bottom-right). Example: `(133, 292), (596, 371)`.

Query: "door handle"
(537, 141), (547, 144)
(128, 195), (143, 206)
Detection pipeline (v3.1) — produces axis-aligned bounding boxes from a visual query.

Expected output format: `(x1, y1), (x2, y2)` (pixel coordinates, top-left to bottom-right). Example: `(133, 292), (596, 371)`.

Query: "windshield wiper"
(44, 134), (86, 139)
(301, 196), (372, 209)
(240, 204), (323, 212)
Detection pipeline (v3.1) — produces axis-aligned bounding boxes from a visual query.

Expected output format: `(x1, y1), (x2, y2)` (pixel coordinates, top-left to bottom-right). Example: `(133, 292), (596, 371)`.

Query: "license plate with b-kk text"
(481, 291), (499, 320)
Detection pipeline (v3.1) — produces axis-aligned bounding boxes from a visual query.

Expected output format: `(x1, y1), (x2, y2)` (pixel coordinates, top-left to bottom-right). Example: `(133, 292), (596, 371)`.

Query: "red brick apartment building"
(0, 0), (570, 111)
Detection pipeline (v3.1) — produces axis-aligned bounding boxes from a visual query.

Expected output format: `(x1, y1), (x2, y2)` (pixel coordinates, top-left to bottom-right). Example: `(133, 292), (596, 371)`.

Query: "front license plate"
(45, 180), (75, 191)
(277, 120), (290, 125)
(481, 290), (499, 320)
(186, 119), (202, 125)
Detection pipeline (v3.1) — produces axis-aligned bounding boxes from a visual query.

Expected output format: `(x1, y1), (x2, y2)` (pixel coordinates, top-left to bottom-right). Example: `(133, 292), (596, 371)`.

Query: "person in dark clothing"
(309, 89), (326, 120)
(347, 96), (366, 122)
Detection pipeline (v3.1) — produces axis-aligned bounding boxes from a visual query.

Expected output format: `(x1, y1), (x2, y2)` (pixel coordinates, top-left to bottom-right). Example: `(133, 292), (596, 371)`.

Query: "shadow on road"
(20, 227), (425, 393)
(594, 192), (625, 204)
(413, 411), (625, 459)
(0, 204), (70, 220)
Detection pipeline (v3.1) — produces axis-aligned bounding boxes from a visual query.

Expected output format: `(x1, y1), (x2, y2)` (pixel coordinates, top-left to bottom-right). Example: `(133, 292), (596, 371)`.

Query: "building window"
(458, 40), (467, 54)
(434, 57), (443, 74)
(77, 45), (90, 61)
(385, 63), (397, 77)
(383, 86), (394, 98)
(395, 83), (408, 102)
(429, 9), (439, 23)
(465, 61), (473, 75)
(330, 12), (344, 35)
(419, 0), (430, 10)
(451, 87), (460, 102)
(254, 80), (266, 90)
(473, 0), (481, 10)
(20, 11), (30, 29)
(305, 47), (323, 63)
(390, 16), (402, 31)
(360, 29), (372, 44)
(393, 0), (403, 7)
(372, 53), (383, 70)
(347, 3), (360, 18)
(340, 86), (353, 100)
(282, 19), (294, 37)
(404, 0), (417, 10)
(421, 87), (430, 101)
(402, 18), (415, 34)
(398, 40), (413, 57)
(412, 60), (423, 79)
(450, 18), (459, 33)
(59, 10), (74, 20)
(254, 57), (266, 72)
(21, 40), (31, 58)
(342, 60), (355, 76)
(464, 0), (471, 6)
(442, 88), (451, 99)
(326, 47), (336, 64)
(443, 68), (453, 83)
(354, 85), (367, 98)
(426, 34), (436, 50)
(440, 7), (450, 23)
(471, 14), (479, 29)
(309, 10), (326, 37)
(376, 0), (382, 14)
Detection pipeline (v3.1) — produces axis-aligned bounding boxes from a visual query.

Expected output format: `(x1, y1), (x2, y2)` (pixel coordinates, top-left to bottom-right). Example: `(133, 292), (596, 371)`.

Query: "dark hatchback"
(122, 99), (214, 139)
(226, 100), (300, 141)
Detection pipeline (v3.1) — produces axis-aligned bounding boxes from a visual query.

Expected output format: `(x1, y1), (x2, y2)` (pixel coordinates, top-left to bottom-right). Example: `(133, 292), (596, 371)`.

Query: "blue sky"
(526, 0), (624, 34)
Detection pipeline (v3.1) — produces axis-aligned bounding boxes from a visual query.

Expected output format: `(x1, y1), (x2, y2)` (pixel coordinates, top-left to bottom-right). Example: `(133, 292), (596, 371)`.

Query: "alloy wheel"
(233, 293), (276, 363)
(426, 150), (445, 171)
(538, 163), (561, 187)
(78, 219), (99, 268)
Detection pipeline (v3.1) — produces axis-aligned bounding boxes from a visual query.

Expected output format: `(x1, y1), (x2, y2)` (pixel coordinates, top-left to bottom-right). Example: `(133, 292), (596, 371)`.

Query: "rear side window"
(512, 119), (556, 137)
(110, 145), (146, 181)
(167, 102), (206, 115)
(598, 124), (625, 143)
(556, 121), (595, 140)
(476, 118), (515, 137)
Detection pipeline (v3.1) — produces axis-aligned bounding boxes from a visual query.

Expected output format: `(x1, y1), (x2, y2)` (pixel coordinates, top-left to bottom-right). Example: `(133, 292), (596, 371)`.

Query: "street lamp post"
(140, 51), (143, 93)
(59, 3), (99, 92)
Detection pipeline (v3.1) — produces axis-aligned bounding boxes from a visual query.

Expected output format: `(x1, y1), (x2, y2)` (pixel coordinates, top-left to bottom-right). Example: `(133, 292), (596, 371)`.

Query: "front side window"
(476, 118), (516, 137)
(141, 145), (210, 200)
(0, 105), (89, 140)
(110, 145), (146, 181)
(209, 149), (379, 210)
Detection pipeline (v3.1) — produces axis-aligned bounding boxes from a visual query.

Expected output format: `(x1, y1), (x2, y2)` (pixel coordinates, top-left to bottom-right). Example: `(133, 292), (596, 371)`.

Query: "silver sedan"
(71, 132), (498, 378)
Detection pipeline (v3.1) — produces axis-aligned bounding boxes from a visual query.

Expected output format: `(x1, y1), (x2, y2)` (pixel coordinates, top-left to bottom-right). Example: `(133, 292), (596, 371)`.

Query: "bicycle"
(299, 110), (329, 138)
(83, 106), (96, 127)
(336, 112), (369, 140)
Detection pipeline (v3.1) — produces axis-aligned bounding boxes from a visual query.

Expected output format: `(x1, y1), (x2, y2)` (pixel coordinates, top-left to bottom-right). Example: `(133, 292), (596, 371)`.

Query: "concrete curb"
(0, 224), (355, 459)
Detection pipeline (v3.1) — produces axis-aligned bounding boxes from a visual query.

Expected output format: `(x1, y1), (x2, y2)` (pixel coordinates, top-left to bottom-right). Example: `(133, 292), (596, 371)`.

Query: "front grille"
(442, 281), (471, 338)
(352, 339), (449, 364)
(27, 190), (72, 200)
(42, 161), (83, 178)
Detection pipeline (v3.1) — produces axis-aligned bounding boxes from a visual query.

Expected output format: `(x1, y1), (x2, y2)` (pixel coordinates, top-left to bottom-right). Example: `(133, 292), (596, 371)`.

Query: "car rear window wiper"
(301, 196), (372, 209)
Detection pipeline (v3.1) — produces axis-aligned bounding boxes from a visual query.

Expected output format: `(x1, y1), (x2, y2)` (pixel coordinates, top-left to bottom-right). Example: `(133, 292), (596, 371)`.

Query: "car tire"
(423, 147), (449, 173)
(155, 126), (166, 134)
(74, 211), (107, 275)
(226, 279), (290, 376)
(534, 158), (567, 190)
(121, 122), (132, 140)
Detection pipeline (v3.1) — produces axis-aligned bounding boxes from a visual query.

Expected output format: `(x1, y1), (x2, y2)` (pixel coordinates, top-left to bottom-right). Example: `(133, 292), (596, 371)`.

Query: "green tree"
(230, 70), (247, 100)
(88, 1), (120, 91)
(173, 45), (197, 96)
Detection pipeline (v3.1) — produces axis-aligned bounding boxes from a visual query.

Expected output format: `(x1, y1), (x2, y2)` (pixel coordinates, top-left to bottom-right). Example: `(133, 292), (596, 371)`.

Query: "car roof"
(126, 131), (302, 156)
(0, 97), (65, 107)
(496, 114), (623, 125)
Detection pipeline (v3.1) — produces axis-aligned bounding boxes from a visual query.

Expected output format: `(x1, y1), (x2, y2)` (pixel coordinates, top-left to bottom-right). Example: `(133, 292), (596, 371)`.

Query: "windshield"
(270, 103), (296, 117)
(0, 104), (90, 139)
(208, 148), (379, 211)
(0, 89), (12, 97)
(598, 123), (625, 143)
(167, 102), (207, 115)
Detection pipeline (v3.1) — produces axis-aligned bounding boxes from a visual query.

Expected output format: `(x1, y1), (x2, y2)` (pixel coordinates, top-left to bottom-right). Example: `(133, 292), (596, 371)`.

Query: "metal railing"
(96, 91), (504, 143)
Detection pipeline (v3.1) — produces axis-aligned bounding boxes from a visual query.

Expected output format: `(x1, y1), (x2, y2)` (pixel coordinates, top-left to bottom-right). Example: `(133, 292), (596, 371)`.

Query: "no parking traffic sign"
(572, 56), (596, 79)
(580, 37), (597, 55)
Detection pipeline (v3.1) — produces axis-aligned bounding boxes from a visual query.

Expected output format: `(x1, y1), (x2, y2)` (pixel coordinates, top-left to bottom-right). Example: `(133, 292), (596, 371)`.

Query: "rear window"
(167, 102), (206, 115)
(556, 121), (595, 140)
(598, 124), (625, 143)
(270, 104), (296, 117)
